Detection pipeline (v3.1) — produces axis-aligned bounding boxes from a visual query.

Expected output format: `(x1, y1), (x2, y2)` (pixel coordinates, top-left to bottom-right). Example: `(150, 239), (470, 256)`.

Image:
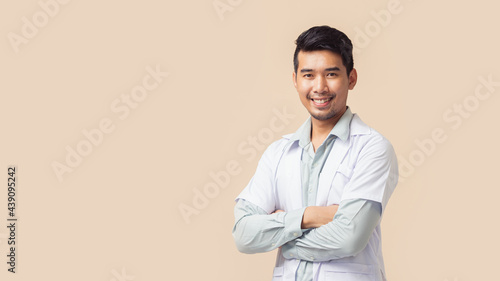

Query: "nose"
(313, 76), (328, 94)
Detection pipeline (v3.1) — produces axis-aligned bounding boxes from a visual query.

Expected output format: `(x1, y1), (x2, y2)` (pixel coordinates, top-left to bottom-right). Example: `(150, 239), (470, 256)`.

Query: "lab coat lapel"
(276, 142), (303, 211)
(315, 137), (350, 206)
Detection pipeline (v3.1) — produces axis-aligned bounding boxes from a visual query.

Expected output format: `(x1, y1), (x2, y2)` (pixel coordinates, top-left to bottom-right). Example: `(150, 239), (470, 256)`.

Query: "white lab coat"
(237, 114), (398, 281)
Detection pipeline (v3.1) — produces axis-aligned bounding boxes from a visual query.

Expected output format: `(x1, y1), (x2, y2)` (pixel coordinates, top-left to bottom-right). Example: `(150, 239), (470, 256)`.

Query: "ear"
(292, 71), (298, 89)
(348, 68), (358, 90)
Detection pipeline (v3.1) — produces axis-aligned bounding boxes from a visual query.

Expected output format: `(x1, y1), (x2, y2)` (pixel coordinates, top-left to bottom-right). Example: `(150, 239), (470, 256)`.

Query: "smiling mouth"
(311, 98), (332, 104)
(310, 97), (333, 107)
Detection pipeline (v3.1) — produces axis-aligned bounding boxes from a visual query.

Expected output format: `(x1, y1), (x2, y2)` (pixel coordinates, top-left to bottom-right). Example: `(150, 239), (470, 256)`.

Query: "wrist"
(301, 206), (317, 229)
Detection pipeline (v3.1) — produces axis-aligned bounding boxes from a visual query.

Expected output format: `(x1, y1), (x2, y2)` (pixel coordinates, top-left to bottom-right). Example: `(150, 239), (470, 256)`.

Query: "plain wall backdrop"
(1, 0), (499, 280)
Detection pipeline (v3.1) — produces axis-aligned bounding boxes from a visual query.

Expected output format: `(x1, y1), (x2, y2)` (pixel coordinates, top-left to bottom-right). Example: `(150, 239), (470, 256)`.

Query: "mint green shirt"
(233, 108), (382, 281)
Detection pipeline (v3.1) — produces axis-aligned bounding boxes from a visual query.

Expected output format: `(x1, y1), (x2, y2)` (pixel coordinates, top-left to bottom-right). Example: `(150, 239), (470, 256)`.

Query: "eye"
(303, 74), (313, 78)
(327, 73), (337, 77)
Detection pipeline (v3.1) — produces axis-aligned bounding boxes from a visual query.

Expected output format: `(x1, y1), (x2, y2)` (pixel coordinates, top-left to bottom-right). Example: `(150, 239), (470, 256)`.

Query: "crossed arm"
(232, 198), (381, 262)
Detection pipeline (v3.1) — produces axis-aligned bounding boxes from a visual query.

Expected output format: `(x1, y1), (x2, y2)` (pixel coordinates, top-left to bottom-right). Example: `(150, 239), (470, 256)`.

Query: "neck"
(310, 109), (346, 142)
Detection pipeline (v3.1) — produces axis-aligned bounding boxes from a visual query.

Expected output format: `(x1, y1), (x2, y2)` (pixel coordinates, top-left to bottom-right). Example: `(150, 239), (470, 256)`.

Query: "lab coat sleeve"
(281, 199), (381, 261)
(236, 139), (287, 214)
(232, 199), (306, 254)
(341, 133), (399, 213)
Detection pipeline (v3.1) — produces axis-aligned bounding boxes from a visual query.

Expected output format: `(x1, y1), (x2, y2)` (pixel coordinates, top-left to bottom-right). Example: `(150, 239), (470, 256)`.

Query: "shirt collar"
(289, 107), (353, 147)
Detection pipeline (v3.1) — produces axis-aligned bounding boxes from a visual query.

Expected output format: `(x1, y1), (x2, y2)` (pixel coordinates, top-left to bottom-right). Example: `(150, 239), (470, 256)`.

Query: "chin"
(311, 113), (335, 121)
(309, 108), (339, 121)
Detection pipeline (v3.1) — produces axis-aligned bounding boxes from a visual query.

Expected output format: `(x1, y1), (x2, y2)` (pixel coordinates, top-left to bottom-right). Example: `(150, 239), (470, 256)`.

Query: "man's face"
(293, 50), (357, 122)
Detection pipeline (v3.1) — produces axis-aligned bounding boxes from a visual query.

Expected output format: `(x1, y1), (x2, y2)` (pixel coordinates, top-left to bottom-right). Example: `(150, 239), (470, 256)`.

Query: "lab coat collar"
(284, 107), (357, 146)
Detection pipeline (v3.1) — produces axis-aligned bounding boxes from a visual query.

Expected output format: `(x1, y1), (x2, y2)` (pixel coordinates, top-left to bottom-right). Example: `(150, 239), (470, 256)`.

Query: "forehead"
(297, 50), (345, 70)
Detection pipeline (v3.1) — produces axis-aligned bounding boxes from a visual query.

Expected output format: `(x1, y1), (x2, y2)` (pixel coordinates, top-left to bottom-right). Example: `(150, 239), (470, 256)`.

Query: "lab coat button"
(293, 232), (298, 237)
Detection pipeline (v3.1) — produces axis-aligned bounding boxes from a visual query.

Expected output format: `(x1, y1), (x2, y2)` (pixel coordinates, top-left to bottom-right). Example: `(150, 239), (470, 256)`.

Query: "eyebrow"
(300, 67), (341, 73)
(325, 67), (341, 72)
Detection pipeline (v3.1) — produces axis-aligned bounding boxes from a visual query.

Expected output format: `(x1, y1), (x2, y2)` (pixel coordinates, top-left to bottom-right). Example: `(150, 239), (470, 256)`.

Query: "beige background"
(1, 0), (499, 280)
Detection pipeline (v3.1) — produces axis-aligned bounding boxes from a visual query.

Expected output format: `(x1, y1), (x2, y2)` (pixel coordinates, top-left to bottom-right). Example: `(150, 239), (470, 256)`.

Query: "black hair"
(293, 25), (354, 75)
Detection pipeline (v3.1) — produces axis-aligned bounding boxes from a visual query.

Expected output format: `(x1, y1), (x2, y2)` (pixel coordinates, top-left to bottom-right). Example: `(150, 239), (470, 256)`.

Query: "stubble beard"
(309, 108), (339, 121)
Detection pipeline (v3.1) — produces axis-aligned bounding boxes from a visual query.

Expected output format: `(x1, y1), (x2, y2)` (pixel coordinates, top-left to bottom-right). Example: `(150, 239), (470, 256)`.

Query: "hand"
(301, 204), (339, 229)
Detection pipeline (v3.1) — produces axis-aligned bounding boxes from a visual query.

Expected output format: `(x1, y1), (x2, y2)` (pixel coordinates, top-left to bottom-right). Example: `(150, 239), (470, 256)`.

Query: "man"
(232, 25), (399, 281)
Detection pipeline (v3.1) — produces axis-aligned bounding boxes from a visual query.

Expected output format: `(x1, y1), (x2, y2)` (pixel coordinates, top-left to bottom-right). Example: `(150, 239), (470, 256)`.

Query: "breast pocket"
(326, 165), (353, 205)
(271, 266), (283, 281)
(321, 263), (380, 281)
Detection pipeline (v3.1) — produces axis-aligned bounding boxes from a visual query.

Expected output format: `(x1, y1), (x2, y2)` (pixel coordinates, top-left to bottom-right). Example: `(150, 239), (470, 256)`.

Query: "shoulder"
(263, 134), (295, 157)
(350, 114), (395, 155)
(256, 131), (300, 167)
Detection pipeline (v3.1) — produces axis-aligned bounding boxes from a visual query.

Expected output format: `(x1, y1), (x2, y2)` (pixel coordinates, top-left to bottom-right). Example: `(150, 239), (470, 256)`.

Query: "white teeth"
(313, 99), (329, 104)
